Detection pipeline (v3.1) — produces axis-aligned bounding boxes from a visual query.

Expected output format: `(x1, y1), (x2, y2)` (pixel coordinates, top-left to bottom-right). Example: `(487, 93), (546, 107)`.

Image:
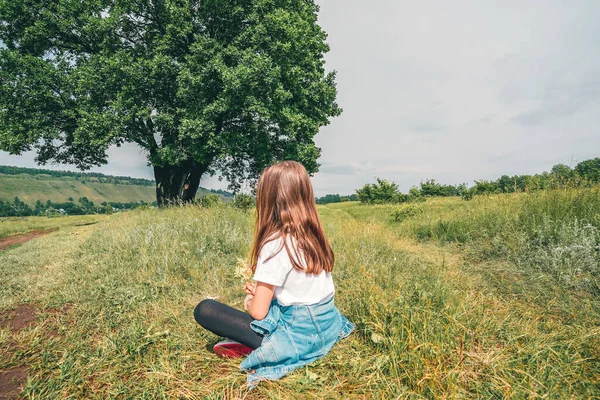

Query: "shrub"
(419, 179), (459, 197)
(356, 178), (400, 204)
(199, 193), (221, 208)
(461, 188), (475, 201)
(234, 193), (255, 212)
(391, 205), (423, 222)
(575, 157), (600, 183)
(514, 217), (599, 291)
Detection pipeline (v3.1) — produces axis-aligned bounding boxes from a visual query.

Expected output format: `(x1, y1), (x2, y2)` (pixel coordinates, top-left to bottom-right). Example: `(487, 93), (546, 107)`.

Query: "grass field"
(1, 189), (599, 398)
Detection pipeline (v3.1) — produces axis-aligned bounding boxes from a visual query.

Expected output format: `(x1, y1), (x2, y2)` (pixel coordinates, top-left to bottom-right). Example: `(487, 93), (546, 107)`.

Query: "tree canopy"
(356, 178), (401, 204)
(0, 0), (341, 205)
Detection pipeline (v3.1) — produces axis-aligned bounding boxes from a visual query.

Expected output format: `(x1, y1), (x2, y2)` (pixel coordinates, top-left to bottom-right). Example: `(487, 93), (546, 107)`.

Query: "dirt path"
(0, 303), (73, 399)
(0, 305), (37, 399)
(0, 366), (27, 400)
(0, 228), (58, 251)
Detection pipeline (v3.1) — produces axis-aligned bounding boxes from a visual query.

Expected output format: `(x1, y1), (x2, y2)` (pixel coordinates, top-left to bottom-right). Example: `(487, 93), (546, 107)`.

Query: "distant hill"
(0, 165), (233, 205)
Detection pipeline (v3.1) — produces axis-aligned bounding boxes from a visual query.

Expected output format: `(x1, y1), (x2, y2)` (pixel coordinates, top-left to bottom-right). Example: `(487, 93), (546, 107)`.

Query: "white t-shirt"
(253, 235), (335, 306)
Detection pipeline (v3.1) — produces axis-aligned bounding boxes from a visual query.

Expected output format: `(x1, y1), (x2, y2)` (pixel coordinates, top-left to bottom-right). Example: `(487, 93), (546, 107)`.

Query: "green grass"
(1, 192), (599, 398)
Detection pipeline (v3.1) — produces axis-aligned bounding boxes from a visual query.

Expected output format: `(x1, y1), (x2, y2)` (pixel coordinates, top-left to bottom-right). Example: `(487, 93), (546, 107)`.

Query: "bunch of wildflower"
(235, 257), (254, 284)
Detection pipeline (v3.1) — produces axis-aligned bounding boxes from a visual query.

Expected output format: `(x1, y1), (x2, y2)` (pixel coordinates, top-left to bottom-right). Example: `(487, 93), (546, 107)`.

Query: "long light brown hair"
(249, 161), (334, 275)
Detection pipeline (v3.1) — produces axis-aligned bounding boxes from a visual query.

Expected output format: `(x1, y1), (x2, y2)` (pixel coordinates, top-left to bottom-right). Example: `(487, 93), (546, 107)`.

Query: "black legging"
(194, 299), (264, 349)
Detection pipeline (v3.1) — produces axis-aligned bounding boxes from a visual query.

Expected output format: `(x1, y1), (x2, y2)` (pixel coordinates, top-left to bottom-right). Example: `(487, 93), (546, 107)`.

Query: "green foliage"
(316, 193), (358, 204)
(233, 193), (255, 212)
(0, 197), (34, 217)
(575, 157), (600, 183)
(419, 179), (462, 197)
(404, 187), (424, 203)
(355, 157), (600, 204)
(472, 159), (598, 195)
(356, 178), (400, 204)
(356, 179), (433, 205)
(390, 204), (423, 222)
(461, 188), (475, 201)
(198, 193), (222, 208)
(317, 194), (341, 204)
(207, 188), (235, 199)
(551, 164), (575, 186)
(0, 197), (151, 217)
(0, 0), (341, 203)
(519, 217), (598, 289)
(473, 179), (499, 194)
(0, 165), (155, 186)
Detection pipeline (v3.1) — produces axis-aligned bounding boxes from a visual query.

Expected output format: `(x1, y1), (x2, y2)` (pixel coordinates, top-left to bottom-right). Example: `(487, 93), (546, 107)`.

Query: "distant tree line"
(465, 159), (600, 196)
(0, 165), (155, 186)
(0, 196), (155, 217)
(207, 189), (235, 198)
(0, 165), (235, 197)
(355, 157), (600, 204)
(0, 193), (254, 217)
(315, 194), (358, 204)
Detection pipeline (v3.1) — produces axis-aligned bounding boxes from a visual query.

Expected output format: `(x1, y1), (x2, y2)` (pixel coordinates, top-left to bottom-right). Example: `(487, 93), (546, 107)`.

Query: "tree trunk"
(182, 164), (205, 203)
(153, 163), (209, 207)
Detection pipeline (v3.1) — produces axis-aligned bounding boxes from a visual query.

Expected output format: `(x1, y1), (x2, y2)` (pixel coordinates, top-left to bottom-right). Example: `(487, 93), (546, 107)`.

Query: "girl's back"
(253, 234), (335, 306)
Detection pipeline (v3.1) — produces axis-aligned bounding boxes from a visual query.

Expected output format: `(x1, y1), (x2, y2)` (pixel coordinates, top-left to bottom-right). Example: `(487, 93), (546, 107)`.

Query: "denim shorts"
(239, 296), (355, 387)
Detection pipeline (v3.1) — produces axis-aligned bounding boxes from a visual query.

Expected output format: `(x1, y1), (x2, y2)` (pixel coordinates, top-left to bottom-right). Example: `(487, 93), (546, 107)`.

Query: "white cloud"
(2, 0), (599, 196)
(312, 0), (600, 194)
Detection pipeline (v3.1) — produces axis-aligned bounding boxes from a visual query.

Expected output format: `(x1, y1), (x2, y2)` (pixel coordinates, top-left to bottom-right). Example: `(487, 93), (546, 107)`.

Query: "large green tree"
(575, 158), (600, 183)
(0, 0), (341, 206)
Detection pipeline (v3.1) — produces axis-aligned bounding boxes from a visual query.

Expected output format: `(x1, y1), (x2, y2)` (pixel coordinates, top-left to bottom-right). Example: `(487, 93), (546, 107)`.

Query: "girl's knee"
(194, 299), (217, 326)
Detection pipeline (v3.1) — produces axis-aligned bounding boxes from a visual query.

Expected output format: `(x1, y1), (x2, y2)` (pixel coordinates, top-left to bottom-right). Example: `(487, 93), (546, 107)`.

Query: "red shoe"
(213, 339), (253, 358)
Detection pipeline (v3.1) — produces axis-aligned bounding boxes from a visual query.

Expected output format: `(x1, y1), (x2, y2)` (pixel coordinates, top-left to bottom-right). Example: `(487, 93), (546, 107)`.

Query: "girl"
(194, 160), (354, 387)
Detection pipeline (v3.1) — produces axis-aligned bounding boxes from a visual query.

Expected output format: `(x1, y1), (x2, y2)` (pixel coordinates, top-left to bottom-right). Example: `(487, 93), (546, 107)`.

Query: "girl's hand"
(244, 294), (254, 311)
(244, 281), (256, 296)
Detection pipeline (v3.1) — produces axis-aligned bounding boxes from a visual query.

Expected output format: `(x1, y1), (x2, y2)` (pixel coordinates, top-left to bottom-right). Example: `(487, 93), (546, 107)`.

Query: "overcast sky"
(1, 0), (599, 196)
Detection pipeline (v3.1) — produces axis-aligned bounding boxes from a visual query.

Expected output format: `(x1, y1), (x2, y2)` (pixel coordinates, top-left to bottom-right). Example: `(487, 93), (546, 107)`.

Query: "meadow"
(0, 189), (599, 399)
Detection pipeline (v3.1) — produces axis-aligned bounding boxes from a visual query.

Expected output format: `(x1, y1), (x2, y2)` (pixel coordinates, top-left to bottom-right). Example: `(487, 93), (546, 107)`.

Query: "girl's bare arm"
(245, 281), (275, 320)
